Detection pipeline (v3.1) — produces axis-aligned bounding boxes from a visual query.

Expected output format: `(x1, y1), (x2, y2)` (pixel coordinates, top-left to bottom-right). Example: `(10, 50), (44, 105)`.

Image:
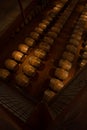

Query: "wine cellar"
(0, 0), (87, 129)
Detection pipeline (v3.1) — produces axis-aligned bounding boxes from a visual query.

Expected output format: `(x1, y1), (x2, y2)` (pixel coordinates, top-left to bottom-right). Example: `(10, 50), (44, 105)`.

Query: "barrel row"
(43, 1), (87, 102)
(13, 0), (78, 89)
(0, 1), (69, 87)
(79, 40), (87, 67)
